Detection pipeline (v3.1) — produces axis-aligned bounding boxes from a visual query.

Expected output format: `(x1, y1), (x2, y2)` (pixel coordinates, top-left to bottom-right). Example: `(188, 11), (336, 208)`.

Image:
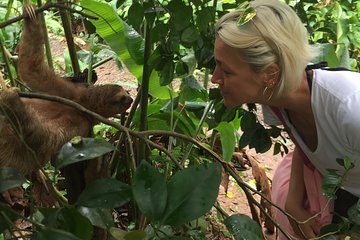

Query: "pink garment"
(272, 152), (334, 239)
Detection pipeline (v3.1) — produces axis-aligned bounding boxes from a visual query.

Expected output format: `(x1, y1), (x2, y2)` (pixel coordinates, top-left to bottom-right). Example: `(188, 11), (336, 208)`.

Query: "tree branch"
(0, 2), (97, 29)
(18, 91), (295, 238)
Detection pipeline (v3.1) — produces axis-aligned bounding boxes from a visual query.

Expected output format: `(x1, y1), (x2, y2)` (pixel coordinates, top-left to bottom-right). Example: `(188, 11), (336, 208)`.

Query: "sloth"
(0, 6), (133, 203)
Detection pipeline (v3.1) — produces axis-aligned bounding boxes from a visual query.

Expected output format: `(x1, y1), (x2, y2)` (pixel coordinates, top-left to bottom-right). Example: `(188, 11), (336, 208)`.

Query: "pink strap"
(270, 107), (314, 170)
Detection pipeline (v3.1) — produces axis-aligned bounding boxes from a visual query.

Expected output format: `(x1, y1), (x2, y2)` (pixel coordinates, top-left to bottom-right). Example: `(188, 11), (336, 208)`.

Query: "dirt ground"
(50, 35), (291, 239)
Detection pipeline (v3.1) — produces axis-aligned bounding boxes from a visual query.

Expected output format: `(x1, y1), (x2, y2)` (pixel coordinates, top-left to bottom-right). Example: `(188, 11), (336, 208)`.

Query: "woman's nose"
(211, 66), (222, 84)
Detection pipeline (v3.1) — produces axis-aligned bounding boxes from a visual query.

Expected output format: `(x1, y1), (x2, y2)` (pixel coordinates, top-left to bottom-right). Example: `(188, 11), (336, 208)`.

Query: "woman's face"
(211, 38), (264, 108)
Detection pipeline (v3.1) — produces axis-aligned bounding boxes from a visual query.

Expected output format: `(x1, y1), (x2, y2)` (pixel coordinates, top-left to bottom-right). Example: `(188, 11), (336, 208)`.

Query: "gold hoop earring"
(263, 87), (274, 101)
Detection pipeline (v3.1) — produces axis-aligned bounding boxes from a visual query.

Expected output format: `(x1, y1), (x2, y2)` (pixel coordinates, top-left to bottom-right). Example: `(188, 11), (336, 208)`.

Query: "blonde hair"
(215, 0), (318, 96)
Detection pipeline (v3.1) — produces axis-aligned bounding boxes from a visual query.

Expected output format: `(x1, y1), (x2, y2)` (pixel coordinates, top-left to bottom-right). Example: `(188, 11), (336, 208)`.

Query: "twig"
(17, 92), (183, 169)
(0, 2), (97, 29)
(17, 91), (295, 238)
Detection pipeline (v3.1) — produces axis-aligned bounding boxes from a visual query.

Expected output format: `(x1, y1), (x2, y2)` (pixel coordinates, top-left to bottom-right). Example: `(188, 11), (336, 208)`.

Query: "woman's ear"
(263, 63), (281, 88)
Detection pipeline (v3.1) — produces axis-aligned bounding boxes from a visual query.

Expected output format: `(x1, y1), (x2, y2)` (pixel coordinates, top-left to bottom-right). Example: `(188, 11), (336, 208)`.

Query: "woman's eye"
(223, 70), (231, 76)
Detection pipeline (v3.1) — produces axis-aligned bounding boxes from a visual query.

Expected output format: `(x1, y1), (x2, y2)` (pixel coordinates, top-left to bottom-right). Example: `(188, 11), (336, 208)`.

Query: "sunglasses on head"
(236, 2), (256, 27)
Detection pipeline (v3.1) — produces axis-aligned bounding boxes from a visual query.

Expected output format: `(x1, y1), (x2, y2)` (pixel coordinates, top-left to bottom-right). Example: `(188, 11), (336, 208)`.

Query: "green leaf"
(215, 122), (236, 162)
(196, 7), (213, 33)
(161, 163), (221, 226)
(128, 2), (144, 29)
(0, 203), (19, 232)
(322, 169), (341, 199)
(347, 203), (360, 225)
(160, 60), (175, 86)
(37, 207), (93, 240)
(240, 111), (257, 131)
(31, 228), (82, 240)
(0, 167), (26, 192)
(81, 0), (142, 72)
(224, 214), (264, 240)
(56, 137), (115, 169)
(208, 88), (222, 100)
(319, 223), (342, 236)
(273, 142), (281, 155)
(80, 0), (175, 99)
(184, 101), (207, 111)
(132, 161), (167, 221)
(77, 206), (115, 229)
(336, 156), (354, 170)
(250, 127), (272, 153)
(181, 26), (200, 44)
(311, 43), (339, 68)
(110, 228), (146, 240)
(238, 124), (259, 150)
(77, 178), (132, 208)
(167, 0), (192, 31)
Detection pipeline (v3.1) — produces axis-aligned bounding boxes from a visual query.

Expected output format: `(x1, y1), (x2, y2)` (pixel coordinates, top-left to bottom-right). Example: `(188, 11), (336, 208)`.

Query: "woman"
(211, 0), (360, 239)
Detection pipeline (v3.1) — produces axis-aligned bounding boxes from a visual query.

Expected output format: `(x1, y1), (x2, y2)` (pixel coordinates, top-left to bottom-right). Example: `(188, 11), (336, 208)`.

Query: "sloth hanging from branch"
(0, 3), (133, 205)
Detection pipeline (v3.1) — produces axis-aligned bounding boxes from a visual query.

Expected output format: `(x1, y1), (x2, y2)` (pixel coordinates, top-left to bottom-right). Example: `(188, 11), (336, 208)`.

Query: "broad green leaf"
(144, 225), (174, 239)
(128, 2), (144, 30)
(179, 76), (207, 103)
(334, 2), (349, 61)
(347, 204), (360, 225)
(336, 156), (354, 170)
(196, 7), (213, 33)
(160, 60), (175, 86)
(224, 214), (264, 240)
(56, 137), (115, 169)
(208, 88), (222, 100)
(319, 223), (342, 236)
(0, 203), (19, 232)
(250, 127), (272, 153)
(80, 0), (142, 76)
(77, 206), (115, 229)
(0, 167), (26, 192)
(215, 122), (236, 162)
(312, 44), (339, 68)
(110, 228), (146, 240)
(31, 228), (82, 240)
(140, 110), (197, 136)
(167, 0), (192, 31)
(184, 101), (207, 111)
(238, 125), (258, 150)
(148, 71), (178, 99)
(132, 161), (167, 221)
(181, 26), (200, 43)
(273, 142), (281, 155)
(161, 163), (221, 226)
(240, 111), (257, 131)
(80, 0), (174, 99)
(37, 207), (93, 240)
(77, 179), (132, 208)
(322, 169), (341, 199)
(213, 102), (238, 123)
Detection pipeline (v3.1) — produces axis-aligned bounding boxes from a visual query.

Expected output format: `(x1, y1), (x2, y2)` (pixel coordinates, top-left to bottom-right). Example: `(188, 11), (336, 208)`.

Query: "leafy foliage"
(0, 0), (359, 239)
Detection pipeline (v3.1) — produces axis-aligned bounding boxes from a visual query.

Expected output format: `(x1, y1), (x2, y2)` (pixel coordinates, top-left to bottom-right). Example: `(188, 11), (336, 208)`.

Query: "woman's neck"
(266, 72), (311, 113)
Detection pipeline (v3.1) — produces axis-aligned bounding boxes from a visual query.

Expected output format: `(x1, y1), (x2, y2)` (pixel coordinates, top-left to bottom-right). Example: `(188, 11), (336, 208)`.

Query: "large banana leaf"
(80, 0), (175, 99)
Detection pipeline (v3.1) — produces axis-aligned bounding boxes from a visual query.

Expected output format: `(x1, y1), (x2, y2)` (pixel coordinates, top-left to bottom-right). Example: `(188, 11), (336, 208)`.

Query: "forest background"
(0, 0), (359, 239)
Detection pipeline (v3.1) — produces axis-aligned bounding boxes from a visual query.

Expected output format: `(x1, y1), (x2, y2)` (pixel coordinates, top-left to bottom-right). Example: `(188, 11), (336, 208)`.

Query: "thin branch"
(17, 92), (182, 168)
(18, 91), (296, 238)
(0, 2), (97, 29)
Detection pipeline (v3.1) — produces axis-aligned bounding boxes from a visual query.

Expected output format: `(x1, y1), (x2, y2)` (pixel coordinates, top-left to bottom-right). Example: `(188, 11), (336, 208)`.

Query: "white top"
(263, 69), (360, 197)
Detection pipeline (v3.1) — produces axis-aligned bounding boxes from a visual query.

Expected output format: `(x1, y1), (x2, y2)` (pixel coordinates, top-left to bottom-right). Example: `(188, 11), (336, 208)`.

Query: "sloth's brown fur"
(0, 10), (132, 175)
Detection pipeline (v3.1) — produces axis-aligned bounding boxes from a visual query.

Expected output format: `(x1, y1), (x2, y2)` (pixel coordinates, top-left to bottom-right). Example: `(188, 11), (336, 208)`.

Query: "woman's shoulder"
(312, 69), (360, 102)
